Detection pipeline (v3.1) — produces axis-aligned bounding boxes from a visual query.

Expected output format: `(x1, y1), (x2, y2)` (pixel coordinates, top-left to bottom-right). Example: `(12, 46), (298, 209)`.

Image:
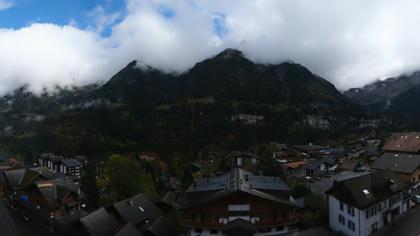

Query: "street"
(0, 199), (59, 236)
(374, 205), (420, 236)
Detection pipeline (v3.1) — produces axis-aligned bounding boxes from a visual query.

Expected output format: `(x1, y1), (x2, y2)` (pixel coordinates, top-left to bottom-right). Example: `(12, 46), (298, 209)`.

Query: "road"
(374, 206), (420, 236)
(0, 199), (59, 236)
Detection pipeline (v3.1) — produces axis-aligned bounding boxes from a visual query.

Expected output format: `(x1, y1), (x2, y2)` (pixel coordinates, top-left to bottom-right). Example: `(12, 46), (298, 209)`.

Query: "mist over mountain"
(0, 49), (366, 158)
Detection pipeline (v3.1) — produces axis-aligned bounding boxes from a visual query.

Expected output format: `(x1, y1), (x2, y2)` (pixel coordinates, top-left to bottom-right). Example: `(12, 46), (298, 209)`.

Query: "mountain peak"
(215, 48), (244, 59)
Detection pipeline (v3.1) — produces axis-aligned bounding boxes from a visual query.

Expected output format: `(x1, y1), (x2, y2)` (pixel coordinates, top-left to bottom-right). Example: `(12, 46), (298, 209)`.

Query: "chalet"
(371, 153), (420, 184)
(382, 132), (420, 154)
(181, 168), (298, 236)
(34, 178), (83, 220)
(326, 170), (407, 236)
(2, 167), (83, 221)
(80, 193), (176, 236)
(302, 160), (325, 177)
(293, 144), (326, 159)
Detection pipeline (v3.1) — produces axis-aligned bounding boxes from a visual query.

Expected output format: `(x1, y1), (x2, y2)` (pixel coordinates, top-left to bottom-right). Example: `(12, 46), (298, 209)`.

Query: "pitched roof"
(325, 170), (406, 209)
(145, 216), (176, 236)
(283, 161), (308, 169)
(3, 168), (50, 190)
(372, 152), (420, 174)
(80, 207), (120, 236)
(61, 159), (81, 167)
(382, 132), (420, 153)
(182, 168), (294, 209)
(339, 160), (358, 170)
(322, 157), (336, 166)
(114, 222), (143, 236)
(113, 193), (162, 228)
(293, 144), (326, 152)
(35, 178), (79, 208)
(302, 160), (322, 170)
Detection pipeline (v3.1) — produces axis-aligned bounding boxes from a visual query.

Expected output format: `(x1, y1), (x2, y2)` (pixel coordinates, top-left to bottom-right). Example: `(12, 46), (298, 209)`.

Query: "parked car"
(412, 195), (420, 204)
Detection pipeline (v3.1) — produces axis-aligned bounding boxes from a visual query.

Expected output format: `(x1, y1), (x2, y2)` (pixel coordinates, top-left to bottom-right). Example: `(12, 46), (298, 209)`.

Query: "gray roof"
(2, 167), (56, 190)
(113, 193), (162, 228)
(35, 178), (79, 208)
(372, 152), (420, 174)
(146, 216), (175, 236)
(80, 207), (120, 236)
(61, 159), (81, 167)
(302, 160), (322, 170)
(182, 168), (294, 209)
(322, 157), (336, 166)
(326, 170), (406, 209)
(115, 222), (143, 236)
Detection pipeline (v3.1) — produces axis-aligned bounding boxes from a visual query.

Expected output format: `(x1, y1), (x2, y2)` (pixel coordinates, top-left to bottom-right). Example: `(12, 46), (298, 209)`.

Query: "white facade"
(328, 193), (406, 236)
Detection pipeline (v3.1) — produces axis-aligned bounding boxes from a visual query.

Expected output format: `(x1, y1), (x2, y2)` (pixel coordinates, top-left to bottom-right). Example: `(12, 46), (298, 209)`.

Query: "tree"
(99, 154), (157, 205)
(80, 162), (99, 210)
(304, 193), (326, 217)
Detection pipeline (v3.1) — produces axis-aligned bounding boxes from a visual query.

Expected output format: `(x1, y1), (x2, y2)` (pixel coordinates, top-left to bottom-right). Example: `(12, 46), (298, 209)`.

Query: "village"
(0, 132), (420, 236)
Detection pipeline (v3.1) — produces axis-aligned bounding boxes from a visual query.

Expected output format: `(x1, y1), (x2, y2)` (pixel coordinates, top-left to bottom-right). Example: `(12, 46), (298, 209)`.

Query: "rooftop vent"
(127, 200), (134, 206)
(138, 206), (144, 212)
(362, 189), (370, 195)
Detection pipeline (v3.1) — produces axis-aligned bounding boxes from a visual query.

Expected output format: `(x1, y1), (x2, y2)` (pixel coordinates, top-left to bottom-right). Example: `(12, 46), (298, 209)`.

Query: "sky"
(1, 0), (420, 94)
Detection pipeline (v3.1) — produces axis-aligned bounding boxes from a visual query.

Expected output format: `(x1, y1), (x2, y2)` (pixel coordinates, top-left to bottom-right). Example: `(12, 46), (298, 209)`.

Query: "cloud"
(0, 0), (13, 10)
(2, 0), (420, 94)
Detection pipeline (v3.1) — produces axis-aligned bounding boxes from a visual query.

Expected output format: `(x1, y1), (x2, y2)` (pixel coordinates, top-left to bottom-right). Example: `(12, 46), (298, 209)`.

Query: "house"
(181, 167), (298, 236)
(293, 144), (326, 159)
(79, 193), (176, 236)
(382, 132), (420, 153)
(80, 207), (121, 236)
(371, 153), (420, 184)
(321, 157), (337, 172)
(339, 160), (359, 171)
(302, 160), (325, 177)
(2, 167), (83, 221)
(48, 155), (63, 172)
(60, 159), (82, 178)
(34, 178), (83, 219)
(282, 161), (307, 176)
(326, 170), (407, 236)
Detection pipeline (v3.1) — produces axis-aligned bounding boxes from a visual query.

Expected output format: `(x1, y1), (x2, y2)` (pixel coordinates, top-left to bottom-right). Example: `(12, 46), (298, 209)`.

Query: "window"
(340, 202), (344, 211)
(347, 206), (355, 216)
(338, 215), (345, 225)
(372, 222), (378, 232)
(194, 228), (202, 233)
(210, 229), (218, 234)
(258, 228), (271, 233)
(348, 220), (355, 232)
(276, 226), (284, 231)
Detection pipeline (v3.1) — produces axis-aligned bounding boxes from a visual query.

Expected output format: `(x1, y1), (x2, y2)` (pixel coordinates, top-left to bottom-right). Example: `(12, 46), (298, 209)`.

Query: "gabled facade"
(181, 168), (298, 236)
(326, 170), (407, 236)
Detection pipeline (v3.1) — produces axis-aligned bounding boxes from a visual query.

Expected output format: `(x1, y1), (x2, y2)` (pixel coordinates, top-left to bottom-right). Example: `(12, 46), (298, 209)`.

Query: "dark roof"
(61, 159), (81, 167)
(113, 193), (162, 228)
(326, 170), (406, 209)
(372, 153), (420, 174)
(4, 168), (41, 190)
(182, 168), (294, 209)
(339, 160), (359, 171)
(293, 144), (326, 152)
(35, 178), (79, 208)
(382, 132), (420, 153)
(115, 222), (143, 236)
(145, 216), (176, 236)
(321, 157), (336, 166)
(80, 207), (120, 236)
(302, 160), (322, 170)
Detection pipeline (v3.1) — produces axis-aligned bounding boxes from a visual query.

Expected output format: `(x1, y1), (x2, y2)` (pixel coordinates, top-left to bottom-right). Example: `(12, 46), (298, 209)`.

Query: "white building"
(326, 170), (408, 236)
